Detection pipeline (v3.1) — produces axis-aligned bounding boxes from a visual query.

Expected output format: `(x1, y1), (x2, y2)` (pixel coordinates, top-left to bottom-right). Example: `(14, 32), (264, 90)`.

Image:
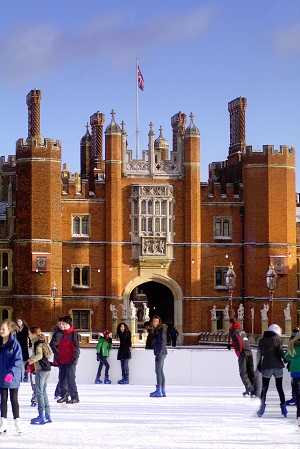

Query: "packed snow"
(1, 348), (300, 448)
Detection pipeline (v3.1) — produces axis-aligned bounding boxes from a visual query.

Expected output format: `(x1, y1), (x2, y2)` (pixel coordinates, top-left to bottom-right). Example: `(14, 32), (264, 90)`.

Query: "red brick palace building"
(0, 89), (297, 344)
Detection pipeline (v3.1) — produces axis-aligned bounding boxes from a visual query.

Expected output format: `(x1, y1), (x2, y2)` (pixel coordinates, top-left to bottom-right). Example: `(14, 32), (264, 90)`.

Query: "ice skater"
(95, 330), (113, 384)
(27, 326), (53, 424)
(228, 318), (255, 396)
(150, 315), (168, 397)
(284, 329), (300, 425)
(0, 319), (23, 435)
(117, 323), (131, 384)
(256, 324), (287, 417)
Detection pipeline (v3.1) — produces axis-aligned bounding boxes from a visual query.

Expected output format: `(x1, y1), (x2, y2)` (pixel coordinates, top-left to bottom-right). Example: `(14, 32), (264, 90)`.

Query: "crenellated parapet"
(203, 181), (243, 202)
(0, 155), (16, 169)
(243, 145), (295, 166)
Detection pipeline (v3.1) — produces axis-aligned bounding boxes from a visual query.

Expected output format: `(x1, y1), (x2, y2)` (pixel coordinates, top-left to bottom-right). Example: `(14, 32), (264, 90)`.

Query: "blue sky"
(0, 1), (300, 189)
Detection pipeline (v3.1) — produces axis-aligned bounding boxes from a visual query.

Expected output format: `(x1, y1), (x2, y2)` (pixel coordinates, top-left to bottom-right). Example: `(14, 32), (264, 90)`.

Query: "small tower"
(80, 123), (91, 179)
(154, 126), (169, 163)
(228, 97), (247, 157)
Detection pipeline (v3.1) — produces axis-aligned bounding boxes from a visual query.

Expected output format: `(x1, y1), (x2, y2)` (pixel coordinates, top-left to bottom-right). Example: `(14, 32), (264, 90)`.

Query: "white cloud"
(274, 22), (300, 56)
(0, 5), (219, 84)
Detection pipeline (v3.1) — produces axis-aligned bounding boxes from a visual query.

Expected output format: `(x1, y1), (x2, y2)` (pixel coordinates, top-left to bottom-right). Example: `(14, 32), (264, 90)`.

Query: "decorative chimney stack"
(26, 89), (42, 142)
(228, 97), (247, 155)
(90, 111), (105, 164)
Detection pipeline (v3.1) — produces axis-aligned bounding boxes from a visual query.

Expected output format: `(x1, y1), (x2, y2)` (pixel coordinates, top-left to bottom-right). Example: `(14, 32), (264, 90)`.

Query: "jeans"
(155, 354), (167, 388)
(59, 363), (79, 400)
(238, 352), (254, 392)
(121, 359), (129, 381)
(97, 356), (110, 378)
(0, 388), (19, 419)
(35, 370), (50, 413)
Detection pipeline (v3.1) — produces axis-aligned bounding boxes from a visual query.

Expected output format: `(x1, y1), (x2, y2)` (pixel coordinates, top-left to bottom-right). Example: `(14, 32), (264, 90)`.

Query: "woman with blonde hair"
(150, 315), (168, 398)
(0, 319), (23, 434)
(285, 330), (300, 426)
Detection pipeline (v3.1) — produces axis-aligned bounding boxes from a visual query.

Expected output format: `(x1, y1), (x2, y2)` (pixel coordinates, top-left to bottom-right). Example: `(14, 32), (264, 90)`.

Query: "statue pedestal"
(237, 319), (244, 329)
(261, 320), (268, 334)
(111, 319), (117, 338)
(285, 319), (292, 337)
(211, 319), (217, 333)
(223, 318), (230, 334)
(132, 333), (140, 344)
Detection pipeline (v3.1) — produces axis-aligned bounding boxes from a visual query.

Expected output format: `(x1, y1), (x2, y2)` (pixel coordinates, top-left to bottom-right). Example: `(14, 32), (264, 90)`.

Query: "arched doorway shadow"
(123, 274), (183, 335)
(130, 281), (174, 326)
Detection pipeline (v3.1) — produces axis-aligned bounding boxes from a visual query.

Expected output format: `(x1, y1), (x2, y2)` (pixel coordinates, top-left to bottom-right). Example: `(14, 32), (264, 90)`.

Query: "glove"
(227, 344), (232, 350)
(4, 373), (13, 383)
(26, 364), (35, 374)
(97, 353), (101, 361)
(51, 361), (59, 367)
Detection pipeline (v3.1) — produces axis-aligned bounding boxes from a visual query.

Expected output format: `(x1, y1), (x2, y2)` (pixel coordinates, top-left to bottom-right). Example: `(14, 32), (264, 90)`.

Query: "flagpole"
(136, 58), (139, 160)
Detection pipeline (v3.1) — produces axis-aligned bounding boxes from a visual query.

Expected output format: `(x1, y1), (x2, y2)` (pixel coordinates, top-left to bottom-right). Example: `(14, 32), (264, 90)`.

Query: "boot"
(57, 395), (69, 403)
(66, 397), (79, 404)
(161, 387), (166, 397)
(151, 387), (162, 398)
(104, 378), (111, 384)
(31, 410), (46, 425)
(286, 396), (296, 406)
(0, 417), (7, 434)
(118, 378), (125, 384)
(95, 377), (103, 384)
(280, 403), (288, 417)
(45, 412), (52, 423)
(257, 403), (266, 417)
(14, 418), (22, 434)
(150, 386), (158, 397)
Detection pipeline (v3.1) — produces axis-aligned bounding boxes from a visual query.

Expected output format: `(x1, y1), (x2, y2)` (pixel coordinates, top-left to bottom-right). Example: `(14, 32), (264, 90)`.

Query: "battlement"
(16, 137), (61, 149)
(0, 155), (16, 168)
(244, 145), (295, 157)
(202, 182), (243, 201)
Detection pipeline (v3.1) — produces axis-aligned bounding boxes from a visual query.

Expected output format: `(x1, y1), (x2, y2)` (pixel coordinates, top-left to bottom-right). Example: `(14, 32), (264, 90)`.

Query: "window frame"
(214, 266), (228, 290)
(71, 264), (91, 289)
(214, 217), (232, 240)
(72, 309), (91, 331)
(71, 214), (90, 237)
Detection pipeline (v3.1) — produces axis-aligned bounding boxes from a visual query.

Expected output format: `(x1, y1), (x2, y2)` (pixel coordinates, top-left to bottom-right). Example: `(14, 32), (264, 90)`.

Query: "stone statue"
(210, 305), (217, 320)
(109, 303), (118, 320)
(237, 303), (244, 320)
(143, 302), (150, 321)
(120, 303), (128, 320)
(129, 301), (138, 320)
(223, 305), (229, 319)
(261, 303), (269, 321)
(284, 303), (291, 320)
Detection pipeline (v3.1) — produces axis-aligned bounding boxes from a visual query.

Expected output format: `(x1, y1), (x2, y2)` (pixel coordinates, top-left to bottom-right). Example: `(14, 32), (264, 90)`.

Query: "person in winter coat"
(16, 317), (31, 382)
(284, 330), (300, 426)
(56, 316), (80, 404)
(0, 319), (23, 435)
(256, 323), (287, 418)
(169, 326), (179, 347)
(49, 317), (64, 399)
(228, 318), (255, 396)
(95, 329), (113, 384)
(27, 326), (53, 425)
(144, 321), (154, 350)
(285, 326), (300, 406)
(150, 315), (168, 398)
(117, 322), (131, 384)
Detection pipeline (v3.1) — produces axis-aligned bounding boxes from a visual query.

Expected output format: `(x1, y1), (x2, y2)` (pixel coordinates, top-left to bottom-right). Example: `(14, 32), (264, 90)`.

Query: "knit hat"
(63, 316), (72, 326)
(103, 329), (110, 339)
(268, 324), (282, 337)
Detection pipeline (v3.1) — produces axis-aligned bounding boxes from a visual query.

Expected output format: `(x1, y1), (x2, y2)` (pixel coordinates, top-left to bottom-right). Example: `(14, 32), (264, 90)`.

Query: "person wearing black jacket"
(117, 323), (131, 384)
(256, 323), (287, 417)
(16, 318), (31, 382)
(49, 317), (64, 399)
(150, 315), (168, 398)
(228, 318), (254, 396)
(144, 321), (154, 350)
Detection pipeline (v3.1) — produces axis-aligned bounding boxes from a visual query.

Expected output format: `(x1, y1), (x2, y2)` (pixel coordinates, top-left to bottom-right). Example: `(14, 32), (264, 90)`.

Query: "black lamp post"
(266, 263), (276, 323)
(225, 262), (236, 318)
(51, 282), (58, 323)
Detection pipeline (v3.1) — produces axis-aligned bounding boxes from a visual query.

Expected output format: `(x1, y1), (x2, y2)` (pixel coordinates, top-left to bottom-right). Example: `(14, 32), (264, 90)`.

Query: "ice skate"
(257, 404), (266, 417)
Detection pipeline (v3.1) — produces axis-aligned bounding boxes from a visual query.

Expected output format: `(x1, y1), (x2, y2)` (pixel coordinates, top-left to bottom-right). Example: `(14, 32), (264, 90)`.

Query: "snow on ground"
(1, 383), (300, 449)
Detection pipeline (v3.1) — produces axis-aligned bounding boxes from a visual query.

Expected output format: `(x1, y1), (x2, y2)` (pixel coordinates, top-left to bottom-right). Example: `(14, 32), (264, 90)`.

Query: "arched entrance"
(130, 281), (174, 326)
(123, 274), (183, 336)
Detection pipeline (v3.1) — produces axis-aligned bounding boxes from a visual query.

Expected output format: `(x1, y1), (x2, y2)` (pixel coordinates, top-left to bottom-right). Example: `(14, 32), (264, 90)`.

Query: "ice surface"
(1, 383), (300, 449)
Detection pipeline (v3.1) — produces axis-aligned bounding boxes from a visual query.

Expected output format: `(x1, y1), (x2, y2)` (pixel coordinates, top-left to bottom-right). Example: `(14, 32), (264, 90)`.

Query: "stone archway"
(123, 274), (183, 336)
